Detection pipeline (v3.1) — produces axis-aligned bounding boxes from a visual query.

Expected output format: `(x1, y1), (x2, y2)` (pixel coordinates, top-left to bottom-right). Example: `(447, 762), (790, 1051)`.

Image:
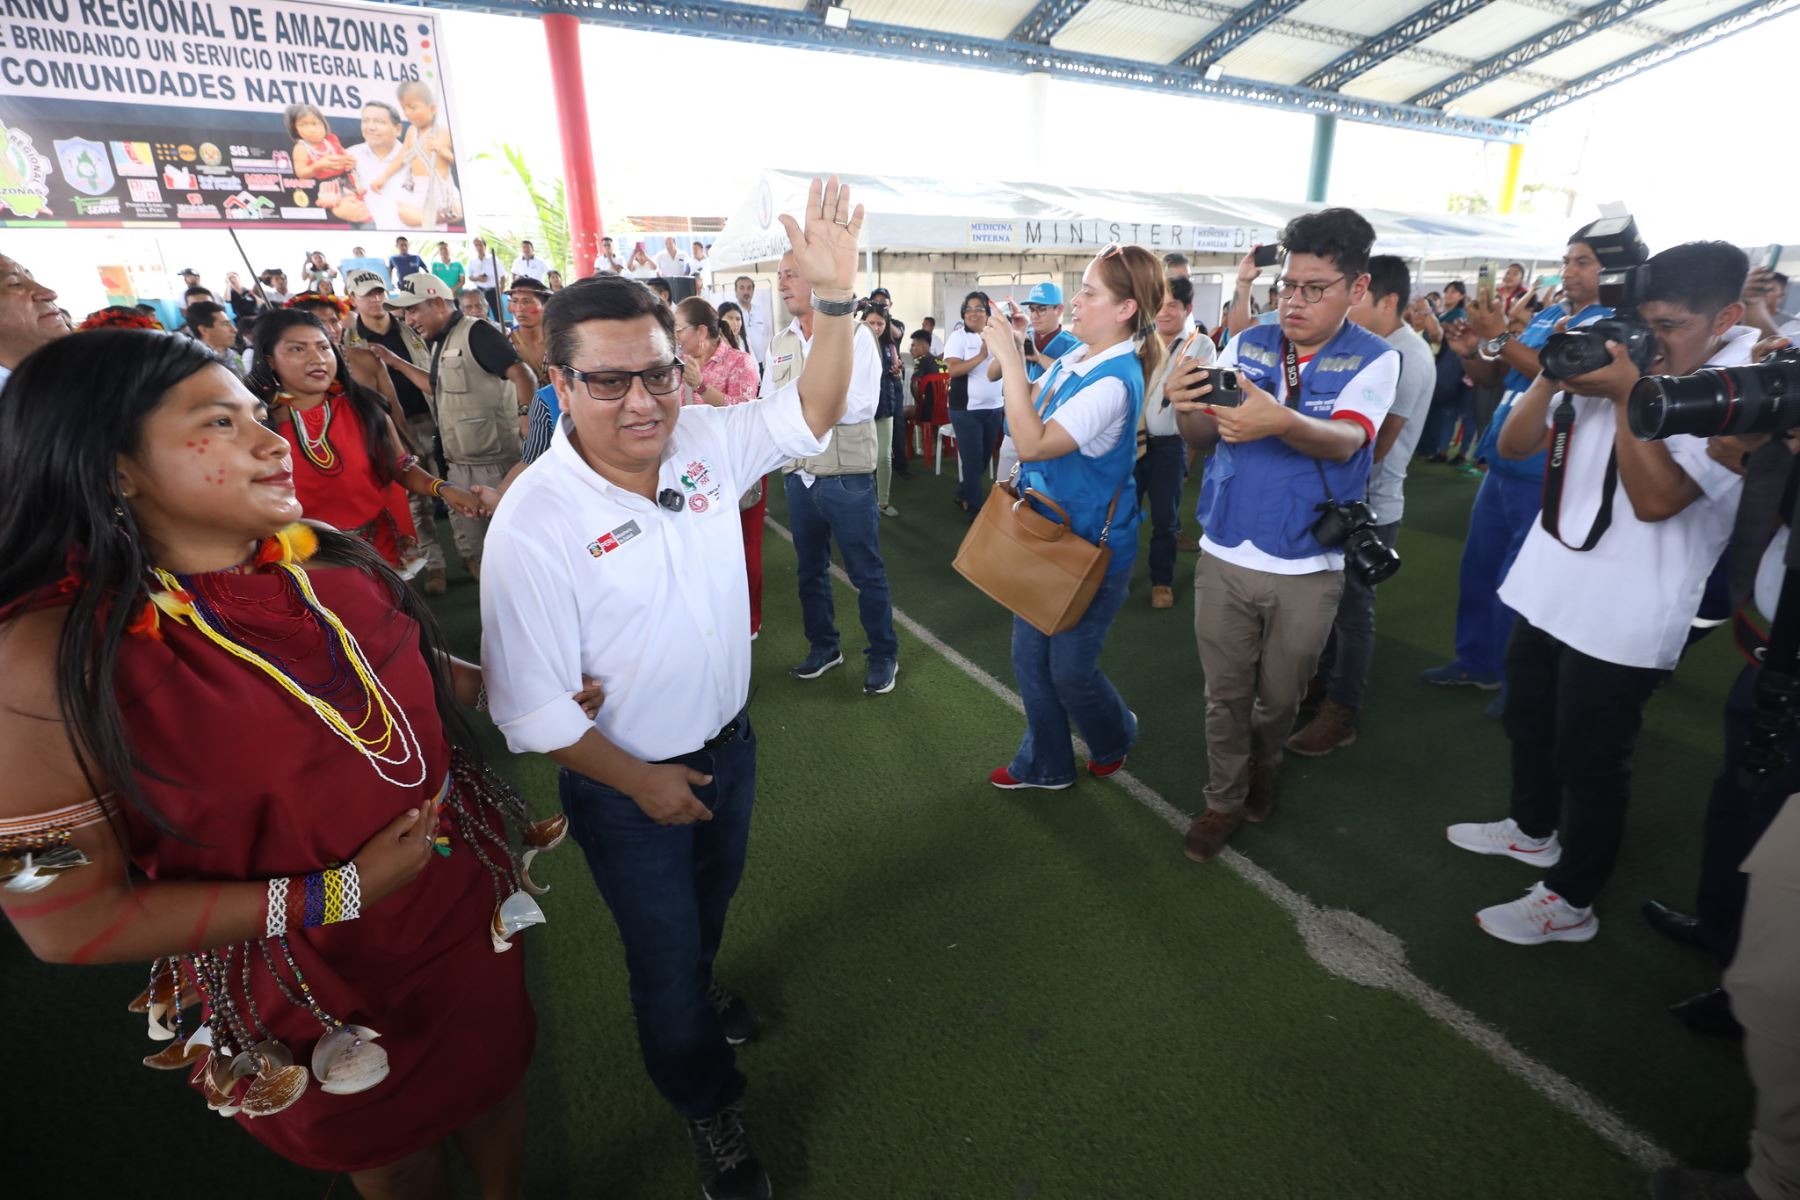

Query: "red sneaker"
(989, 766), (1072, 791)
(1087, 756), (1126, 778)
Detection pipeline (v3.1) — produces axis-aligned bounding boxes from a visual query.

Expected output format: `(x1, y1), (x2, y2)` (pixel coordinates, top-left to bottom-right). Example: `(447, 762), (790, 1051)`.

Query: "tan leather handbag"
(952, 470), (1123, 636)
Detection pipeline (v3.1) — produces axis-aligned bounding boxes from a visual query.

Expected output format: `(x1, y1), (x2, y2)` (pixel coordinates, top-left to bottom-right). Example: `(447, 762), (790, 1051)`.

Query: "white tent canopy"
(710, 169), (1574, 273)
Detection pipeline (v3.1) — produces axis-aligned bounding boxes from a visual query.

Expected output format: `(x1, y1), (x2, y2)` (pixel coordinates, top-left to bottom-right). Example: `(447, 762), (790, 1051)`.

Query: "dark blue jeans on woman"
(950, 407), (1005, 515)
(1008, 566), (1138, 785)
(558, 713), (757, 1121)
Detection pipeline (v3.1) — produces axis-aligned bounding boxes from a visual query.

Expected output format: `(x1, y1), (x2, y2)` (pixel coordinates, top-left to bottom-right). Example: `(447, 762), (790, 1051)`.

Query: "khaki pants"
(1193, 552), (1343, 813)
(1726, 807), (1800, 1200)
(446, 458), (517, 575)
(405, 413), (445, 571)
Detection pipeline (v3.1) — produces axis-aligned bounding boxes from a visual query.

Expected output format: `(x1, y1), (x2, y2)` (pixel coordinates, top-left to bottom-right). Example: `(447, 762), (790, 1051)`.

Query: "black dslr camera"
(1629, 346), (1800, 440)
(1538, 215), (1656, 382)
(1312, 499), (1401, 586)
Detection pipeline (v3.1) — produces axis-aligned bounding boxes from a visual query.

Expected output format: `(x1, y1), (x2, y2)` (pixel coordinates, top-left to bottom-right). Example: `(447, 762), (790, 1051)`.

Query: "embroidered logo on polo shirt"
(587, 519), (643, 558)
(680, 459), (713, 492)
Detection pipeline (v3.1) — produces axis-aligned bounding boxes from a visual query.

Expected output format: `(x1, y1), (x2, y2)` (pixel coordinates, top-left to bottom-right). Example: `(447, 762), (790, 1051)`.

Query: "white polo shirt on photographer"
(480, 385), (829, 762)
(1498, 325), (1759, 671)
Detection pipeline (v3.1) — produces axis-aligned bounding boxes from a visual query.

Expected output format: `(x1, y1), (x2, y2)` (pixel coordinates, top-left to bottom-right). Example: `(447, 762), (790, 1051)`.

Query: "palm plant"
(475, 142), (570, 271)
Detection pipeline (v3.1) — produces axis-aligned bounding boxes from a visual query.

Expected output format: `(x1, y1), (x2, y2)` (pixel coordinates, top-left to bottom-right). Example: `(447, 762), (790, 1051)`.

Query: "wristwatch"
(811, 291), (857, 317)
(1479, 332), (1512, 359)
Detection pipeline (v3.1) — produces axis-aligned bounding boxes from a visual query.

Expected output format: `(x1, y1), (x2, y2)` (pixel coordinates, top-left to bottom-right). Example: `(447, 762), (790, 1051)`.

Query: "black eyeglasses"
(1276, 275), (1347, 305)
(559, 361), (685, 402)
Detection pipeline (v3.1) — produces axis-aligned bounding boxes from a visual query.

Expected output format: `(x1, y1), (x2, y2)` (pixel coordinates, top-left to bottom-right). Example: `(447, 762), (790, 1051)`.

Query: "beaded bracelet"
(395, 452), (419, 475)
(264, 864), (362, 938)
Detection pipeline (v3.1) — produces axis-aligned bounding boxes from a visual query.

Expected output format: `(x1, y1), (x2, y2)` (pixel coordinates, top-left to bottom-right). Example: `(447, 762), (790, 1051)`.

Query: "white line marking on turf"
(765, 515), (1672, 1171)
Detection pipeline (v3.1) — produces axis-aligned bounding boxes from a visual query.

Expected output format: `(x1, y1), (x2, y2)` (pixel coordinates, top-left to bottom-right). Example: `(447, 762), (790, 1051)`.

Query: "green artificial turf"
(4, 455), (1749, 1198)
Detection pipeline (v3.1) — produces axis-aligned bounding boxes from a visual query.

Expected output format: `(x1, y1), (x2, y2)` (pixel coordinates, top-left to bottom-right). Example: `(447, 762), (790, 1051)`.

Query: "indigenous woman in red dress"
(248, 310), (495, 575)
(0, 330), (577, 1197)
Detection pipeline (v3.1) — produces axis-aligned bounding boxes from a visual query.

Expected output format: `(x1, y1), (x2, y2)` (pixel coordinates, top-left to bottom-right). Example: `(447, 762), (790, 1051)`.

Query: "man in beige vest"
(762, 251), (898, 695)
(388, 271), (534, 579)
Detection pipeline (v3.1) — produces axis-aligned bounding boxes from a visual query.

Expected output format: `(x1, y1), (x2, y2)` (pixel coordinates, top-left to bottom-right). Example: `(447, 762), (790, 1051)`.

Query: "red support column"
(542, 12), (602, 277)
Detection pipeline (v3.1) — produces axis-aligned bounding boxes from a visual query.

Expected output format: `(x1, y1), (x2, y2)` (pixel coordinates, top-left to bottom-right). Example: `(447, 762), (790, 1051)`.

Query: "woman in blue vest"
(983, 244), (1166, 790)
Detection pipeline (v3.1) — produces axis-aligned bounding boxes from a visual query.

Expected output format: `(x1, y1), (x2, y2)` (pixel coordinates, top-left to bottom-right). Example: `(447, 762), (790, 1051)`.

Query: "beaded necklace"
(148, 525), (427, 789)
(282, 381), (346, 475)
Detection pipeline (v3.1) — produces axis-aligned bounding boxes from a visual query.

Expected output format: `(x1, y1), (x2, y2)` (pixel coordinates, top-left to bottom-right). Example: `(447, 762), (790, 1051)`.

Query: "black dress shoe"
(1642, 899), (1709, 950)
(1669, 987), (1743, 1039)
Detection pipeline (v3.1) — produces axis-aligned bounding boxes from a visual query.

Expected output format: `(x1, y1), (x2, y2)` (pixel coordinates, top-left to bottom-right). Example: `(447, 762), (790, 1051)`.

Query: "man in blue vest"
(1419, 224), (1615, 713)
(1168, 208), (1399, 862)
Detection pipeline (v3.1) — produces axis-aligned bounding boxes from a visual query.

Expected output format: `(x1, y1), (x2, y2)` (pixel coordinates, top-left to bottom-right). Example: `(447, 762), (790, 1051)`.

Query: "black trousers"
(1504, 618), (1668, 909)
(1696, 662), (1800, 959)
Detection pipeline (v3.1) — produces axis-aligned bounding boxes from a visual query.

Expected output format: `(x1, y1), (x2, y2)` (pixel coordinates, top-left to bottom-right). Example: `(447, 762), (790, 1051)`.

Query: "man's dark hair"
(911, 330), (931, 344)
(1278, 207), (1376, 279)
(1365, 255), (1411, 312)
(1774, 271), (1790, 287)
(185, 300), (228, 331)
(183, 285), (213, 304)
(1444, 280), (1467, 299)
(1167, 276), (1194, 308)
(362, 100), (402, 127)
(521, 240), (535, 250)
(735, 275), (753, 286)
(134, 303), (158, 316)
(1163, 252), (1188, 269)
(395, 236), (408, 246)
(921, 316), (935, 328)
(508, 276), (550, 297)
(1642, 241), (1751, 317)
(544, 276), (676, 371)
(961, 290), (991, 316)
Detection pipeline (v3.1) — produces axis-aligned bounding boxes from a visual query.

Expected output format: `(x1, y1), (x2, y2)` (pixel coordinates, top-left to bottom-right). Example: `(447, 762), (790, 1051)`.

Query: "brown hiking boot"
(1243, 761), (1277, 824)
(1150, 585), (1174, 609)
(422, 566), (448, 596)
(1301, 672), (1326, 709)
(1183, 808), (1243, 862)
(1286, 699), (1357, 758)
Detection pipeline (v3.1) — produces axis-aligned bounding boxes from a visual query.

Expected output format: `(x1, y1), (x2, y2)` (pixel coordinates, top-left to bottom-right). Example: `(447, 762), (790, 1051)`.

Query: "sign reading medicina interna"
(0, 0), (467, 231)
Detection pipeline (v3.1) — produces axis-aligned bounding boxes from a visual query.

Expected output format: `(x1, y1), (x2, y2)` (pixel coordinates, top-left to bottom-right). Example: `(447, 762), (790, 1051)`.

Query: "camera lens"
(1344, 527), (1401, 585)
(1630, 356), (1800, 440)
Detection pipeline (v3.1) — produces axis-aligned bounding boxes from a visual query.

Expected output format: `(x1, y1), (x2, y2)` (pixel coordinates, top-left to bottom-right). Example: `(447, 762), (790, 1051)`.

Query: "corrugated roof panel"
(1341, 60), (1461, 103)
(1634, 0), (1750, 31)
(848, 0), (1039, 40)
(1420, 0), (1566, 60)
(1055, 0), (1218, 62)
(1284, 0), (1430, 38)
(1217, 30), (1351, 82)
(1525, 26), (1653, 77)
(1455, 75), (1557, 117)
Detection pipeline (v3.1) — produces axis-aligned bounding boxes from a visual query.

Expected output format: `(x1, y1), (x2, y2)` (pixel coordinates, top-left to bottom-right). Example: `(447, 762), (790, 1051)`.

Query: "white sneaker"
(1445, 817), (1562, 867)
(1476, 882), (1598, 945)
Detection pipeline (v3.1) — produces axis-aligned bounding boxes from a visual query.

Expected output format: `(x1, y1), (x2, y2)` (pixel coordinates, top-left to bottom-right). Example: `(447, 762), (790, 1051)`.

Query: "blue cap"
(1025, 282), (1063, 306)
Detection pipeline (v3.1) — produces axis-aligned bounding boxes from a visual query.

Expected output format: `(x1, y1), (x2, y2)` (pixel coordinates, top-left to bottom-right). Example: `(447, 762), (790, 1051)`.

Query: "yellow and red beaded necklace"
(281, 381), (346, 475)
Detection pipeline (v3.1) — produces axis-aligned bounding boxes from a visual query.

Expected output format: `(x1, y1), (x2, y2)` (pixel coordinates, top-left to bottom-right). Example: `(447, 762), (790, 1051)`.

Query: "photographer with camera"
(1168, 208), (1399, 862)
(1447, 240), (1759, 945)
(1420, 225), (1613, 702)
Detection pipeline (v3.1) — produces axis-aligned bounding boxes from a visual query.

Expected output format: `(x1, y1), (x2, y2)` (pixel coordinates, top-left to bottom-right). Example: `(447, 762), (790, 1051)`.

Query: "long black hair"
(247, 308), (399, 484)
(0, 329), (470, 839)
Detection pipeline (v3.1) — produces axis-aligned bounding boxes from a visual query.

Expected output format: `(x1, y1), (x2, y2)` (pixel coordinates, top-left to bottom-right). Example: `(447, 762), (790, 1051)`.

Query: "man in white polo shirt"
(1448, 240), (1758, 946)
(479, 176), (863, 1200)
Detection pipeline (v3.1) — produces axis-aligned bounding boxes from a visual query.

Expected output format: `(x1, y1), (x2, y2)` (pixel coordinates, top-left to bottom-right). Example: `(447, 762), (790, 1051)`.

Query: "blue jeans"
(950, 408), (1004, 513)
(1134, 435), (1186, 587)
(1009, 566), (1138, 785)
(1453, 471), (1540, 676)
(558, 714), (757, 1121)
(784, 472), (899, 663)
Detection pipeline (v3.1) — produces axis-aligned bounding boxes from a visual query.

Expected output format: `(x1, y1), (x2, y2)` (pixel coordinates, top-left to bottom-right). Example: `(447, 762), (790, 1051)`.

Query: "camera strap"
(1282, 336), (1340, 506)
(1539, 394), (1619, 552)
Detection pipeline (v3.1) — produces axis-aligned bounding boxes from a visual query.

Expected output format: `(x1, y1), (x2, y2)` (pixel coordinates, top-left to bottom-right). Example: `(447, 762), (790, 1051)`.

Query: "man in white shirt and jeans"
(1449, 241), (1758, 945)
(479, 177), (864, 1200)
(764, 249), (898, 694)
(1289, 254), (1436, 755)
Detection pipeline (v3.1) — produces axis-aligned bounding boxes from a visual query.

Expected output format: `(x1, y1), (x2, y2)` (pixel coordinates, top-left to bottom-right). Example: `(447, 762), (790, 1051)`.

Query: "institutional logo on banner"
(54, 139), (113, 197)
(110, 141), (155, 177)
(0, 123), (52, 218)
